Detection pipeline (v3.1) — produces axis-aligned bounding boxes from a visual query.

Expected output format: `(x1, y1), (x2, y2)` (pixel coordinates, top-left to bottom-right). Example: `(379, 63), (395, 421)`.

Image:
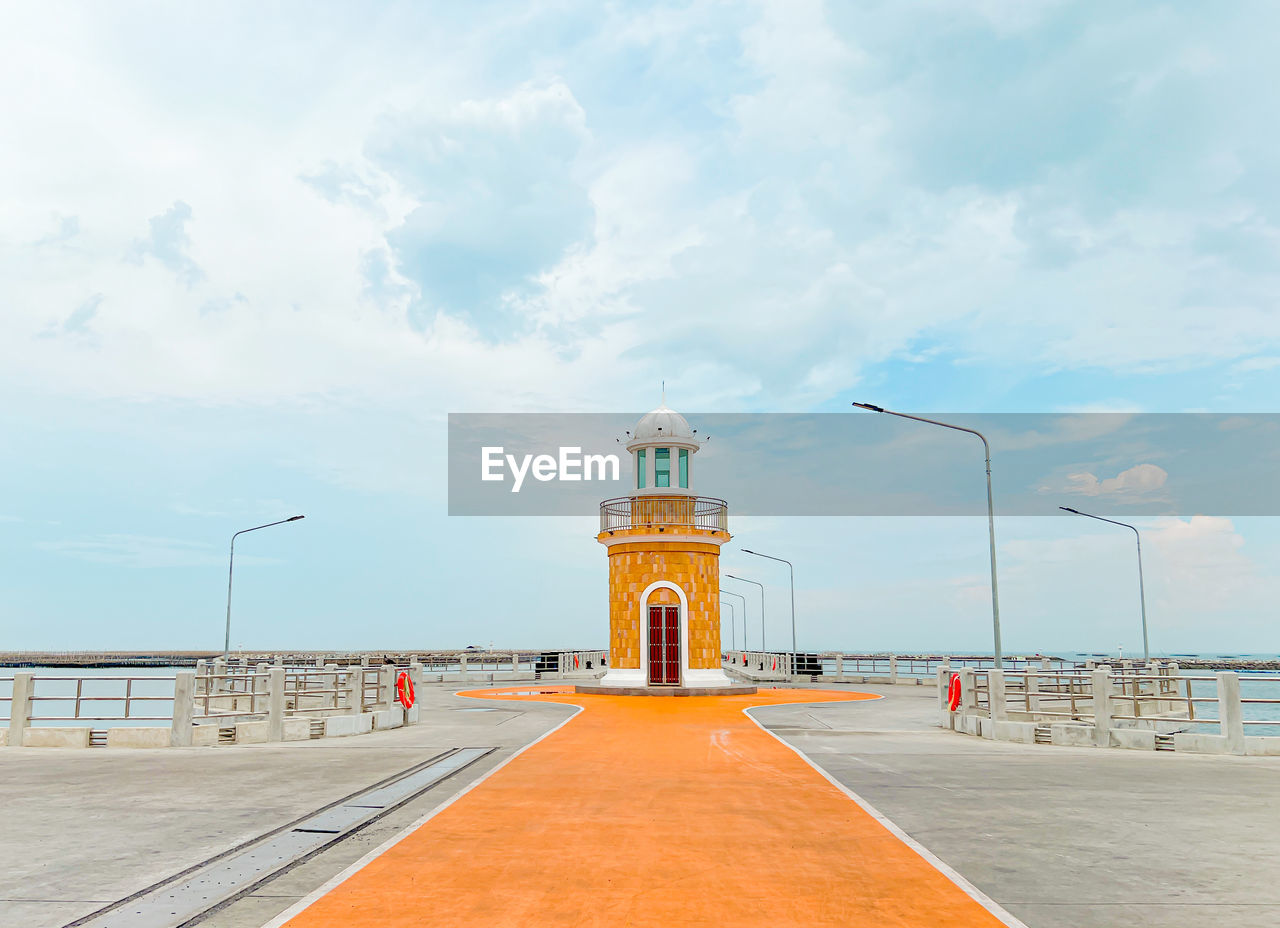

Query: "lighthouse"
(595, 402), (735, 689)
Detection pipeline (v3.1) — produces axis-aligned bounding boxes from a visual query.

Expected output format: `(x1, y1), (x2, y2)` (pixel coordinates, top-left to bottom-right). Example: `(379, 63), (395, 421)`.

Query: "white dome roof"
(627, 404), (699, 450)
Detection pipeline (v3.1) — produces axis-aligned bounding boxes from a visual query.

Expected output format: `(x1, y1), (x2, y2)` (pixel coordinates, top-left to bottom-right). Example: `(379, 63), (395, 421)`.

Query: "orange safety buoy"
(573, 654), (580, 669)
(947, 673), (961, 711)
(396, 671), (416, 709)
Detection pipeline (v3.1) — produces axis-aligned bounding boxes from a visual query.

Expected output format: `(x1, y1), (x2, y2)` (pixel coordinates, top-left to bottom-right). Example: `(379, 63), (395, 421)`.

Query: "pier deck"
(3, 683), (1279, 927)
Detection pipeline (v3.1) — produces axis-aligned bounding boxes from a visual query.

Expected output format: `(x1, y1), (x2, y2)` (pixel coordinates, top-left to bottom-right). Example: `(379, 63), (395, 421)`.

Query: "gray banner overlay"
(448, 413), (1280, 516)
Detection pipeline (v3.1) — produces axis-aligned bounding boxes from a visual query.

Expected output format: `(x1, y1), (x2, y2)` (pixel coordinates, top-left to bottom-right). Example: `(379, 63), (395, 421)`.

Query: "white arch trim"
(599, 581), (734, 688)
(638, 581), (690, 685)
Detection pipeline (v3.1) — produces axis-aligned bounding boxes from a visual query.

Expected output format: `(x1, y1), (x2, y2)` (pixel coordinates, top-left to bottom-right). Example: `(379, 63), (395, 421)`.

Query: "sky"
(3, 1), (1280, 655)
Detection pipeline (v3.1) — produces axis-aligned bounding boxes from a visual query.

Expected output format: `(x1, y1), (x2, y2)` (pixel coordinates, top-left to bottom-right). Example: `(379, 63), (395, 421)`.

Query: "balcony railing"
(599, 495), (728, 533)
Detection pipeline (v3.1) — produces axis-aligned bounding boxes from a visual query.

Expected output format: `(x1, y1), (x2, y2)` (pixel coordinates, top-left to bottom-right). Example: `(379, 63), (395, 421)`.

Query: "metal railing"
(24, 675), (176, 722)
(599, 495), (728, 533)
(944, 665), (1280, 751)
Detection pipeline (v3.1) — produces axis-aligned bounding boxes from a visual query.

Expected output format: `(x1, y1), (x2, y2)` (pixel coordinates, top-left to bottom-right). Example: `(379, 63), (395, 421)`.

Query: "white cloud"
(1063, 463), (1169, 497)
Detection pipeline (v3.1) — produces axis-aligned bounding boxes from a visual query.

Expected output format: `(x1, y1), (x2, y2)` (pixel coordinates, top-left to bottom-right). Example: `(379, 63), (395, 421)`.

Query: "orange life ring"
(396, 671), (415, 709)
(947, 673), (961, 711)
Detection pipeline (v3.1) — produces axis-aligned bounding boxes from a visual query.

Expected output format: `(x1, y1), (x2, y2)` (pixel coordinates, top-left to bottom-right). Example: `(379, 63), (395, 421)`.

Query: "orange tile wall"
(600, 536), (724, 670)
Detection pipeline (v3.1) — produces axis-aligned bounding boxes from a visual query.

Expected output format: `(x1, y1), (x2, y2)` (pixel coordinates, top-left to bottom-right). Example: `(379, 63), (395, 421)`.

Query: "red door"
(647, 605), (680, 685)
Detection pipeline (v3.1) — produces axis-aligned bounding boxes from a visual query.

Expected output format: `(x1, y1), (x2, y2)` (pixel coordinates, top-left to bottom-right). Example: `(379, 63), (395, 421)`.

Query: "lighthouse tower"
(596, 402), (734, 689)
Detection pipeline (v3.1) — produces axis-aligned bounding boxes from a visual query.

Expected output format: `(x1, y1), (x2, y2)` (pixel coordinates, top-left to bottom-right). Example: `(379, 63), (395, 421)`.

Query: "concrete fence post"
(314, 657), (324, 669)
(1217, 671), (1246, 755)
(888, 654), (898, 684)
(324, 664), (339, 710)
(511, 653), (520, 675)
(267, 667), (285, 742)
(347, 667), (364, 714)
(273, 655), (284, 667)
(988, 669), (1008, 723)
(835, 654), (844, 680)
(380, 666), (395, 710)
(212, 658), (227, 694)
(360, 654), (370, 667)
(254, 662), (269, 714)
(1026, 668), (1041, 713)
(195, 659), (207, 677)
(171, 671), (195, 747)
(936, 666), (951, 728)
(959, 668), (977, 713)
(459, 653), (469, 681)
(7, 672), (33, 747)
(1092, 667), (1112, 747)
(407, 662), (423, 726)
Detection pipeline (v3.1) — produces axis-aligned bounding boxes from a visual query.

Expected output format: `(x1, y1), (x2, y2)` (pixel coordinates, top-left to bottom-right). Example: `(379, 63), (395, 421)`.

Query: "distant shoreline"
(3, 651), (1277, 671)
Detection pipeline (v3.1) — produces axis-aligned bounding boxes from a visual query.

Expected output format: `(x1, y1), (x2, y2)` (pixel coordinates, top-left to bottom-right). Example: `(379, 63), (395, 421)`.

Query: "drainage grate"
(89, 729), (109, 748)
(1155, 733), (1176, 752)
(1033, 726), (1052, 745)
(309, 718), (326, 739)
(71, 747), (493, 928)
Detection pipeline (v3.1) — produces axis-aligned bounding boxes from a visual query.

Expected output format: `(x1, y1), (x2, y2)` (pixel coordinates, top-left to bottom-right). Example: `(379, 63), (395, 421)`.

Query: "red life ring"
(396, 671), (415, 709)
(947, 673), (961, 711)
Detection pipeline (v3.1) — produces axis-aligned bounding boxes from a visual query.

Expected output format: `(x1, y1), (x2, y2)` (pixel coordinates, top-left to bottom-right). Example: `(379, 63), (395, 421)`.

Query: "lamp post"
(722, 589), (748, 656)
(224, 516), (305, 660)
(853, 403), (1003, 668)
(742, 549), (795, 661)
(725, 574), (766, 651)
(720, 599), (736, 651)
(1059, 506), (1149, 663)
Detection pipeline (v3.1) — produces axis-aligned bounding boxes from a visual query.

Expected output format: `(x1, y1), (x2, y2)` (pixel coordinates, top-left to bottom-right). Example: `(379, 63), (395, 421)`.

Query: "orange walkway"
(281, 687), (1010, 928)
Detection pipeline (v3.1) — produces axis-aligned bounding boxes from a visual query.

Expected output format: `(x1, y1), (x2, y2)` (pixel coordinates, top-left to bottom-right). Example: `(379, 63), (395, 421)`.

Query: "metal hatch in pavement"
(69, 747), (493, 928)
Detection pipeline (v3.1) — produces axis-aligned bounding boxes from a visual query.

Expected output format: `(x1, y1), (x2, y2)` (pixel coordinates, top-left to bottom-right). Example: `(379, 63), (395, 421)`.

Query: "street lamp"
(1059, 506), (1150, 662)
(742, 549), (795, 659)
(722, 589), (748, 654)
(853, 402), (1004, 668)
(224, 516), (305, 660)
(725, 574), (766, 651)
(720, 599), (736, 650)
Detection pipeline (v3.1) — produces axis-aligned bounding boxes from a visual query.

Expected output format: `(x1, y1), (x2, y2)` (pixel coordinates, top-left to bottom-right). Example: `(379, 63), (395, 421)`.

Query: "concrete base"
(324, 714), (374, 738)
(598, 666), (736, 689)
(191, 724), (222, 746)
(106, 727), (170, 749)
(575, 683), (757, 697)
(23, 728), (92, 748)
(235, 721), (269, 744)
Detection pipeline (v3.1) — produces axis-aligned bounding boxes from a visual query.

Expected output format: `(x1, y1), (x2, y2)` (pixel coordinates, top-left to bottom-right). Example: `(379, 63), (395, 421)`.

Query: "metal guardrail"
(599, 495), (728, 533)
(949, 666), (1280, 737)
(25, 675), (176, 722)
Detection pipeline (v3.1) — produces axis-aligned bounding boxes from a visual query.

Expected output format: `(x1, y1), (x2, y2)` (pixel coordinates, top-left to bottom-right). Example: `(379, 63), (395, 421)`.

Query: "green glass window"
(654, 447), (670, 487)
(637, 449), (646, 489)
(678, 448), (688, 488)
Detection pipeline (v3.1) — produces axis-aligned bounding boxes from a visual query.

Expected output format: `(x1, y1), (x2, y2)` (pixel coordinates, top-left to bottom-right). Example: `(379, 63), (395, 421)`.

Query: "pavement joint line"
(743, 702), (1032, 928)
(257, 698), (583, 928)
(60, 747), (463, 926)
(62, 747), (493, 928)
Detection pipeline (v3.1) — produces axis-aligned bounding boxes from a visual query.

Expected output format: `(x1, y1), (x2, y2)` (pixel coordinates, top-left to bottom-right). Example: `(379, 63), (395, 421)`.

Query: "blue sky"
(2, 2), (1280, 655)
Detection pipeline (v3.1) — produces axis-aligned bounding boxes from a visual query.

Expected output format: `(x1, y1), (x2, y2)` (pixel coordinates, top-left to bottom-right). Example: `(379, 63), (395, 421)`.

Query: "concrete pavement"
(758, 683), (1280, 928)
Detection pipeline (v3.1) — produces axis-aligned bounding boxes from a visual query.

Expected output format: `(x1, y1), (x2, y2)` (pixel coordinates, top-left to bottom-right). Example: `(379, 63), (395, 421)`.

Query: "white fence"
(942, 664), (1280, 756)
(1, 649), (607, 748)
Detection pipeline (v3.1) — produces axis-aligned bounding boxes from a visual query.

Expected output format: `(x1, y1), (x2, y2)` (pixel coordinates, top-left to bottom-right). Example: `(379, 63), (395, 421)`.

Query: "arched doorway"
(647, 603), (679, 685)
(640, 581), (686, 686)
